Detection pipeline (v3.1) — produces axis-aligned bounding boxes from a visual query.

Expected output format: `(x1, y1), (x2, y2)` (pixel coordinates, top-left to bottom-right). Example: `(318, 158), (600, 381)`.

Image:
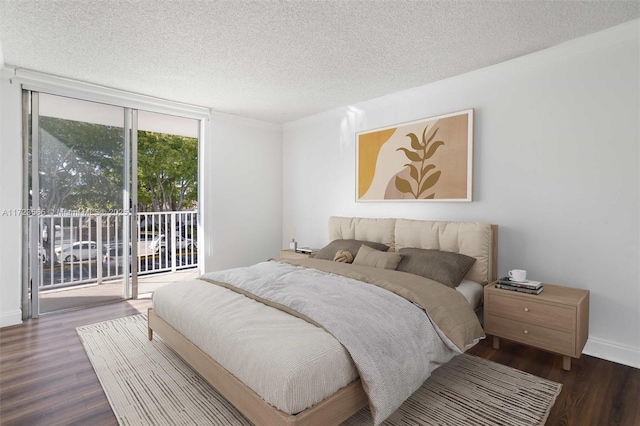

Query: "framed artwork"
(356, 109), (473, 202)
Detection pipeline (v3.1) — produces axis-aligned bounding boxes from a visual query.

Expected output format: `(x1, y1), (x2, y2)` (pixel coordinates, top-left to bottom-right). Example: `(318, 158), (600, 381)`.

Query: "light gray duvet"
(201, 261), (460, 425)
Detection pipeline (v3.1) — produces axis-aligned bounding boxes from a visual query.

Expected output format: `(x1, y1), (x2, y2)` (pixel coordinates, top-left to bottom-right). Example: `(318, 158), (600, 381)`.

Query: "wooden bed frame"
(148, 220), (498, 426)
(148, 308), (368, 425)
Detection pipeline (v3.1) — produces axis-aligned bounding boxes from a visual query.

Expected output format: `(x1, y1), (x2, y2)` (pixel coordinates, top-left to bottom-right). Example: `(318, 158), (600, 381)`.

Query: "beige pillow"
(353, 244), (403, 270)
(315, 239), (390, 260)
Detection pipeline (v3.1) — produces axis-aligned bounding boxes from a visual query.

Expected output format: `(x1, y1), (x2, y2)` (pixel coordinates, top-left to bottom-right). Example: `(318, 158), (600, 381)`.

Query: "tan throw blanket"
(287, 258), (486, 352)
(200, 260), (484, 425)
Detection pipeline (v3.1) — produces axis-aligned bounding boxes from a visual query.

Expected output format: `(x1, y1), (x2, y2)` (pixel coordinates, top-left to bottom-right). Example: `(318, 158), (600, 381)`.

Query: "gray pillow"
(353, 244), (403, 270)
(396, 248), (476, 288)
(315, 239), (390, 261)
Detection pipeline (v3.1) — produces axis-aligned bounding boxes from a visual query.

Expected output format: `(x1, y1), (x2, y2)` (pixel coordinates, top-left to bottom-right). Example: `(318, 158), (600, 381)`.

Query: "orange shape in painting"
(358, 128), (396, 198)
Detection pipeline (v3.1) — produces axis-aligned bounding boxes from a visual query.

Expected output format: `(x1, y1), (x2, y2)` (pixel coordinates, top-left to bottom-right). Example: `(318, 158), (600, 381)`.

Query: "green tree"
(38, 117), (124, 213)
(34, 118), (198, 262)
(36, 119), (198, 213)
(137, 131), (198, 212)
(36, 117), (125, 263)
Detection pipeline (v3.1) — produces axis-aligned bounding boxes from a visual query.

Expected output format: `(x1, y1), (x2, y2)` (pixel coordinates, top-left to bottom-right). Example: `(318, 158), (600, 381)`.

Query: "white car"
(55, 241), (100, 263)
(149, 234), (197, 254)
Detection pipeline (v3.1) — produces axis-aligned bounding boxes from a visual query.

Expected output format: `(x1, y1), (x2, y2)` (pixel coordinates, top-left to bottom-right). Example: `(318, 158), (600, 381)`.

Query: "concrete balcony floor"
(39, 269), (200, 314)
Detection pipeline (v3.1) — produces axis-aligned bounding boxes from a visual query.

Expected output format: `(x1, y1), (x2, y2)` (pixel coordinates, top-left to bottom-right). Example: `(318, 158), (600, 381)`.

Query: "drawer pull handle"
(523, 330), (529, 334)
(524, 308), (529, 312)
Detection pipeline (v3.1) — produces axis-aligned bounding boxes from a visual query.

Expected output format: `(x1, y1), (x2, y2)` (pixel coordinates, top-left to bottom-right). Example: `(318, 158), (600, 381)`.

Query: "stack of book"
(496, 277), (544, 294)
(295, 247), (314, 255)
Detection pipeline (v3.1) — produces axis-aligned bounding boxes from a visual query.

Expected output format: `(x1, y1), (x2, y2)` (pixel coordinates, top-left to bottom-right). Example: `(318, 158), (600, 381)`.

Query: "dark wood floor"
(1, 299), (638, 425)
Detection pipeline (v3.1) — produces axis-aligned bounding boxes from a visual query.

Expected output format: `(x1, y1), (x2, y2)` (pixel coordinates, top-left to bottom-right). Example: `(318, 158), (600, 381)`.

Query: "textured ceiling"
(0, 1), (638, 124)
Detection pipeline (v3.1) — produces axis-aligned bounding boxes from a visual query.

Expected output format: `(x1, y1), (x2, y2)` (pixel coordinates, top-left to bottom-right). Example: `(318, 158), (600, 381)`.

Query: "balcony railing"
(33, 211), (198, 290)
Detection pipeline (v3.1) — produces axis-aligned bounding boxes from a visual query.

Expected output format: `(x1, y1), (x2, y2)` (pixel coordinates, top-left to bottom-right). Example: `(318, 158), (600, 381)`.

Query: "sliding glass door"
(24, 90), (201, 317)
(27, 92), (132, 315)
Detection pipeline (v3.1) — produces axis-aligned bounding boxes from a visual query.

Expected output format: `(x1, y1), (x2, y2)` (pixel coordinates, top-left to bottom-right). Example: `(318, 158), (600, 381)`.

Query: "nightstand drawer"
(487, 292), (575, 330)
(485, 315), (575, 356)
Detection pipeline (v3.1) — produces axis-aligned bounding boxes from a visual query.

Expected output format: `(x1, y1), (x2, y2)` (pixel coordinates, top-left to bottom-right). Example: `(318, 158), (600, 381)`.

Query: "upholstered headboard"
(328, 216), (498, 285)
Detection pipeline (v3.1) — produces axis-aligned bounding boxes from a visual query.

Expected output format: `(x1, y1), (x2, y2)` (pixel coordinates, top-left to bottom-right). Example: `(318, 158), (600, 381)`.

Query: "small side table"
(279, 249), (317, 260)
(484, 282), (589, 371)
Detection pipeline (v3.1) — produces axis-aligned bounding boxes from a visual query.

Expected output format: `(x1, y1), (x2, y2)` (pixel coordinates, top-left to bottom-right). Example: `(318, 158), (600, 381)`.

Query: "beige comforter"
(285, 258), (485, 351)
(198, 259), (485, 425)
(153, 274), (360, 415)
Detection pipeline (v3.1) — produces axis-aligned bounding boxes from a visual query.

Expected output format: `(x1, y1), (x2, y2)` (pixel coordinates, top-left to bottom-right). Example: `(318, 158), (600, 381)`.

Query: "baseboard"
(0, 309), (22, 328)
(583, 337), (640, 369)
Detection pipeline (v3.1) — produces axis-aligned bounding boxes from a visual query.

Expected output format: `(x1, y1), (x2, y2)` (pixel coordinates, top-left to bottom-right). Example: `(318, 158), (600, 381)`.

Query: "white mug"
(508, 269), (527, 281)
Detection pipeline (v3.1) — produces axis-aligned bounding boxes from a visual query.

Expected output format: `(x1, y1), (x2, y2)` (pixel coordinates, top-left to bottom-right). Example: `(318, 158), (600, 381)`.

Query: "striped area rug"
(77, 314), (561, 426)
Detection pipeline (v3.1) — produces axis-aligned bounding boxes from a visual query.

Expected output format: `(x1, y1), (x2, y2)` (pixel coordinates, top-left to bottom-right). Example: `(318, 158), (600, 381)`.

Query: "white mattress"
(152, 278), (359, 415)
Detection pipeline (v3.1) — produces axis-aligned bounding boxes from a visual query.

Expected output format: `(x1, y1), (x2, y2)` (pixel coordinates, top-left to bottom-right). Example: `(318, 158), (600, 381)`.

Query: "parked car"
(102, 244), (128, 274)
(102, 243), (174, 274)
(175, 213), (197, 238)
(55, 241), (101, 263)
(149, 234), (197, 254)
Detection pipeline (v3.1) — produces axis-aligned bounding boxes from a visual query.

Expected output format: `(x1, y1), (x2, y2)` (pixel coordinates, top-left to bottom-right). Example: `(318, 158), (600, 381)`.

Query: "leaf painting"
(394, 125), (444, 199)
(356, 109), (473, 202)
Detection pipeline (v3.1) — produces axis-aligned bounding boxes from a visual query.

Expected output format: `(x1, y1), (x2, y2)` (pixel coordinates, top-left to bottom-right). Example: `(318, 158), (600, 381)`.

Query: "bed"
(148, 217), (498, 426)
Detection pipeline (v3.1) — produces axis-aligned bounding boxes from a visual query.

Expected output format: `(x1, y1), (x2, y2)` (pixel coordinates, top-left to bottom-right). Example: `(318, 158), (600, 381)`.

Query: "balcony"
(33, 211), (198, 291)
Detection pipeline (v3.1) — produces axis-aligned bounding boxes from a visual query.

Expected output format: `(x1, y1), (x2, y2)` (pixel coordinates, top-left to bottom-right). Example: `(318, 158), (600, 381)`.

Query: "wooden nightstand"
(279, 249), (317, 260)
(484, 282), (589, 371)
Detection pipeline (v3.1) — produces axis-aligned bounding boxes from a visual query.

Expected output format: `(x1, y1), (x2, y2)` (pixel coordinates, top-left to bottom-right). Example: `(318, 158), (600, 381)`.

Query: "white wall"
(283, 20), (640, 367)
(202, 113), (282, 272)
(0, 68), (24, 326)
